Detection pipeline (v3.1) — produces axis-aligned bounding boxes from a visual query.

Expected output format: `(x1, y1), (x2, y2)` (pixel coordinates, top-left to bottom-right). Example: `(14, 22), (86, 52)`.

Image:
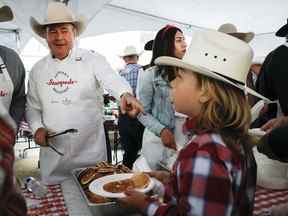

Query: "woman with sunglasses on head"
(136, 25), (187, 170)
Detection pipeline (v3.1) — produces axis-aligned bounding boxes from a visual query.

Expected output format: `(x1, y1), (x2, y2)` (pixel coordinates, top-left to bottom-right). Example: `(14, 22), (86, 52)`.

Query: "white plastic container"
(254, 148), (288, 189)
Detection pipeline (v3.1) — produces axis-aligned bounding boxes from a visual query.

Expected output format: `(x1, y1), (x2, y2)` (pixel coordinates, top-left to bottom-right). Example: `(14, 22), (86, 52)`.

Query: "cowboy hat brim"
(30, 16), (86, 38)
(229, 32), (255, 43)
(155, 56), (272, 102)
(0, 5), (13, 22)
(275, 24), (288, 37)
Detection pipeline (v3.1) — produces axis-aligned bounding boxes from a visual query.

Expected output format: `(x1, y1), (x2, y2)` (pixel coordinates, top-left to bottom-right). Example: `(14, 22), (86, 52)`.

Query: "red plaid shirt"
(0, 118), (27, 215)
(147, 132), (256, 216)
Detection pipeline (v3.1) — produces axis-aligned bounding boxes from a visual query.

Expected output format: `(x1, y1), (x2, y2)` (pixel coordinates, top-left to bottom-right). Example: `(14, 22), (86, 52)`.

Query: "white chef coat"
(0, 56), (16, 131)
(26, 48), (132, 184)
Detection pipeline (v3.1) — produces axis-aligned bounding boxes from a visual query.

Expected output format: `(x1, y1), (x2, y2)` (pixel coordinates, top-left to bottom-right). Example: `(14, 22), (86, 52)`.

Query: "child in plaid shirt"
(119, 29), (263, 215)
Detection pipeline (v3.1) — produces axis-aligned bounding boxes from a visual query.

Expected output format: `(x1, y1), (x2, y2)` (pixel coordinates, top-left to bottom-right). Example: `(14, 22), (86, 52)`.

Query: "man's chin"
(53, 50), (69, 59)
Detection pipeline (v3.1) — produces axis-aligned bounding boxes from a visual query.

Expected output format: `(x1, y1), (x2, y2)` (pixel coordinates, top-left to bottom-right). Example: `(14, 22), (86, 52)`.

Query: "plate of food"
(89, 172), (154, 198)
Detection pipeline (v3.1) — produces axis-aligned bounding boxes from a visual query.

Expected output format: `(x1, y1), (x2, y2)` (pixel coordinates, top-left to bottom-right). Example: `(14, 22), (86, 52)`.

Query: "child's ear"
(199, 95), (210, 103)
(199, 89), (211, 103)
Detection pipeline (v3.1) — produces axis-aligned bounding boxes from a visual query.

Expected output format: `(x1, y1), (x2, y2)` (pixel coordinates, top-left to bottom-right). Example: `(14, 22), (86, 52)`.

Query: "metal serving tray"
(71, 167), (137, 216)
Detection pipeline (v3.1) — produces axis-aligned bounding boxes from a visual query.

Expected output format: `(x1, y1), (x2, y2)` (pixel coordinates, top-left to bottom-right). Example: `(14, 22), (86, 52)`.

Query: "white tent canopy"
(0, 0), (286, 57)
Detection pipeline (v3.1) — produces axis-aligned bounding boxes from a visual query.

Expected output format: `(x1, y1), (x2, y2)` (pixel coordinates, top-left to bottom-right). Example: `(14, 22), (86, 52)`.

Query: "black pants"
(118, 113), (144, 169)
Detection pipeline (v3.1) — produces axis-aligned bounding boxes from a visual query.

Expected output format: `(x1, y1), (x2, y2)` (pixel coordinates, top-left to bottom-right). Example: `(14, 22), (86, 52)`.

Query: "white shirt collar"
(50, 46), (77, 62)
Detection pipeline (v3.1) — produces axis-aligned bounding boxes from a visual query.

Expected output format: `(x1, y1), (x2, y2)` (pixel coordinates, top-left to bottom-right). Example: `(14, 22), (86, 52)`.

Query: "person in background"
(119, 29), (259, 215)
(256, 19), (288, 126)
(26, 2), (143, 184)
(217, 23), (272, 128)
(218, 23), (256, 106)
(118, 46), (144, 168)
(253, 20), (288, 216)
(247, 57), (264, 106)
(0, 5), (27, 215)
(0, 6), (26, 130)
(137, 25), (187, 170)
(218, 23), (255, 43)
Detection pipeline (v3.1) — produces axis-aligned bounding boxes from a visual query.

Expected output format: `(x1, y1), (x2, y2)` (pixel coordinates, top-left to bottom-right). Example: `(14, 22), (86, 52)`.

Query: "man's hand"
(34, 127), (48, 146)
(120, 93), (144, 118)
(160, 128), (177, 150)
(261, 116), (288, 133)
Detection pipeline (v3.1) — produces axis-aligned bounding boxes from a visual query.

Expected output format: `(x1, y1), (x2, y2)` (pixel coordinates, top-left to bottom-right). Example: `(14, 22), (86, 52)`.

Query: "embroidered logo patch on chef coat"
(47, 71), (77, 94)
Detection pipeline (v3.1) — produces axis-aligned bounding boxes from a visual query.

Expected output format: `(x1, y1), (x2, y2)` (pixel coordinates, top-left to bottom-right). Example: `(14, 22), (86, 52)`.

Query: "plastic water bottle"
(24, 177), (48, 198)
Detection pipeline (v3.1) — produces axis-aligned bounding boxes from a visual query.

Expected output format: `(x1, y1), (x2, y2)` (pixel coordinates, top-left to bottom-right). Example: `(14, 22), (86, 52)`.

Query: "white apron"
(141, 113), (188, 170)
(0, 56), (16, 130)
(38, 53), (107, 184)
(162, 113), (188, 169)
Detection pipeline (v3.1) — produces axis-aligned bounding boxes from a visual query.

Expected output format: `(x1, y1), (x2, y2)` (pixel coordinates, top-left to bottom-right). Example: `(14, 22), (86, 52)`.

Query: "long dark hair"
(150, 25), (183, 68)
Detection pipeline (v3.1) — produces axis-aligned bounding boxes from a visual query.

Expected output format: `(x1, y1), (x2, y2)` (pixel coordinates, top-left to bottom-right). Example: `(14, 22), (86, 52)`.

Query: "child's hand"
(118, 190), (149, 213)
(147, 171), (171, 184)
(160, 128), (177, 150)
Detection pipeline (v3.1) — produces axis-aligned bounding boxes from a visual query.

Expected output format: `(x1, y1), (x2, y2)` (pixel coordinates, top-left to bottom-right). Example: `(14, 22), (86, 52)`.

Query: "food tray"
(71, 167), (137, 216)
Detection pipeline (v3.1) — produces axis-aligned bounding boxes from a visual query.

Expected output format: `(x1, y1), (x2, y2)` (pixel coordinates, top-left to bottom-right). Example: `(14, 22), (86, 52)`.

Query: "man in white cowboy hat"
(255, 18), (288, 133)
(26, 2), (143, 184)
(0, 5), (27, 215)
(119, 45), (142, 96)
(118, 45), (144, 168)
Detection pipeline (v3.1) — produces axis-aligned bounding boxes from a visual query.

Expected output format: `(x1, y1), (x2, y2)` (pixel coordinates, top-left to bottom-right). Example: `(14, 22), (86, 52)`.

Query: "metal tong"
(47, 128), (78, 138)
(46, 128), (78, 156)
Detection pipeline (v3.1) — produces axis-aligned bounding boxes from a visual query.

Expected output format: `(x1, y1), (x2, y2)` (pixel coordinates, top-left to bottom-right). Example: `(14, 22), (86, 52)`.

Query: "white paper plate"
(89, 173), (154, 198)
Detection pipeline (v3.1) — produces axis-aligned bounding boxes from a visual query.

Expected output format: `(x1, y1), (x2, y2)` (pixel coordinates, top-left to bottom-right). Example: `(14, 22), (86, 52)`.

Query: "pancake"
(103, 173), (150, 193)
(78, 167), (99, 185)
(85, 190), (111, 203)
(131, 173), (150, 189)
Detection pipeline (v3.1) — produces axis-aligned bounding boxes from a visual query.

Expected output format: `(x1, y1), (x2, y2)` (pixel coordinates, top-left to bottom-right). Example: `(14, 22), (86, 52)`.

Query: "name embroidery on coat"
(47, 71), (77, 94)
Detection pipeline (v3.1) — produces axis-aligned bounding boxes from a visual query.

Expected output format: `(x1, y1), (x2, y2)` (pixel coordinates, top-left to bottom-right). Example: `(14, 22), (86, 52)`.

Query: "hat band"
(213, 71), (244, 86)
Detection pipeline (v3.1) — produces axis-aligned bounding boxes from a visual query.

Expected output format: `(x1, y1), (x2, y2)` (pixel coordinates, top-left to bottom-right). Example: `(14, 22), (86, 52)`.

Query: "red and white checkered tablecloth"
(22, 184), (69, 216)
(253, 186), (288, 216)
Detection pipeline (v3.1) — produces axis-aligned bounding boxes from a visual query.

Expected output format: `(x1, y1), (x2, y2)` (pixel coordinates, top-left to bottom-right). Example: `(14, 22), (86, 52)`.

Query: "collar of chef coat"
(49, 46), (79, 63)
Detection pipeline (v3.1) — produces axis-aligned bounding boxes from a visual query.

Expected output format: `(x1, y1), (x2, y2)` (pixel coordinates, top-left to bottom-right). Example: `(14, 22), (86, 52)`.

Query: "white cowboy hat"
(155, 29), (271, 102)
(30, 2), (86, 38)
(0, 5), (13, 22)
(119, 45), (142, 57)
(218, 23), (255, 43)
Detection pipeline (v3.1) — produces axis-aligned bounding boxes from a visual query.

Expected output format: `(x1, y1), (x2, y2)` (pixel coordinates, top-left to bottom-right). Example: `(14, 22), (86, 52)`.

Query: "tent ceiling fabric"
(0, 0), (286, 56)
(110, 0), (288, 34)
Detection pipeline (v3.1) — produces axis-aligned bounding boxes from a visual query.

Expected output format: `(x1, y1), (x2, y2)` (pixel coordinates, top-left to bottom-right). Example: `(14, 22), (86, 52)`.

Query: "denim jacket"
(137, 66), (175, 136)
